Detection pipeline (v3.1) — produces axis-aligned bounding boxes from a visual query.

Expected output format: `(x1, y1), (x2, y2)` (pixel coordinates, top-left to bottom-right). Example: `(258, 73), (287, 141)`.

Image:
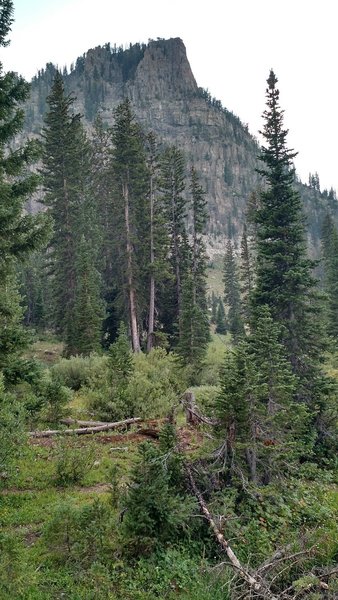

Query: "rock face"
(24, 37), (332, 256)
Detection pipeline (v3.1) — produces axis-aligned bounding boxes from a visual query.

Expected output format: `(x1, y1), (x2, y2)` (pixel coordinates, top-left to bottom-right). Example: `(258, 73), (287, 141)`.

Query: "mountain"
(23, 37), (336, 256)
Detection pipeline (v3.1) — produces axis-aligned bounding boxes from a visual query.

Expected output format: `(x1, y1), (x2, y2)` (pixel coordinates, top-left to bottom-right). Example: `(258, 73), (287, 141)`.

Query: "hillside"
(23, 37), (335, 256)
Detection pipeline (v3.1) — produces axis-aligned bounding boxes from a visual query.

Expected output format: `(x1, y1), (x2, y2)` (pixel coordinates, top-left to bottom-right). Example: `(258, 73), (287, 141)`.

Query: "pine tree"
(73, 235), (105, 355)
(215, 298), (227, 334)
(251, 70), (325, 395)
(240, 223), (254, 325)
(321, 214), (338, 341)
(0, 0), (48, 380)
(109, 99), (149, 353)
(158, 146), (188, 341)
(177, 167), (209, 369)
(215, 307), (306, 484)
(144, 132), (169, 351)
(90, 114), (118, 347)
(41, 71), (102, 355)
(223, 241), (244, 342)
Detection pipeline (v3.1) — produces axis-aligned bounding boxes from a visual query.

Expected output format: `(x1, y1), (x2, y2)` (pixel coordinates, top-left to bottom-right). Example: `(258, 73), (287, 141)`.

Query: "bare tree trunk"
(186, 466), (278, 600)
(123, 181), (140, 353)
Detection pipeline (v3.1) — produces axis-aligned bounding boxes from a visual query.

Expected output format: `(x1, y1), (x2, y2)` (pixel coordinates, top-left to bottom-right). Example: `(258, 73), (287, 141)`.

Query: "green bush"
(87, 348), (185, 421)
(42, 499), (114, 566)
(54, 437), (95, 486)
(0, 375), (27, 485)
(51, 353), (106, 390)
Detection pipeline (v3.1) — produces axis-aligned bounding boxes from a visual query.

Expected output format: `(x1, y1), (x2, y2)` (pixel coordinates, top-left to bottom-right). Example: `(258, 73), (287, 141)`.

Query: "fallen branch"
(60, 418), (110, 427)
(186, 465), (278, 600)
(29, 417), (142, 438)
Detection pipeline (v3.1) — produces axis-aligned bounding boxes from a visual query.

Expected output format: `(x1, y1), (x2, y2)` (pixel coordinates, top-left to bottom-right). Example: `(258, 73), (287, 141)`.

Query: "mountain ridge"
(23, 37), (335, 256)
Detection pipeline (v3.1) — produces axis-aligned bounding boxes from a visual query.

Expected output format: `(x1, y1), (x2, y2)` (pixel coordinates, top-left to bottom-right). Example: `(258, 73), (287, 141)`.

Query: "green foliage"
(43, 498), (114, 566)
(122, 440), (196, 555)
(215, 306), (310, 483)
(223, 240), (244, 341)
(54, 437), (95, 486)
(87, 348), (183, 421)
(51, 353), (106, 390)
(0, 374), (27, 484)
(39, 375), (72, 423)
(0, 2), (49, 381)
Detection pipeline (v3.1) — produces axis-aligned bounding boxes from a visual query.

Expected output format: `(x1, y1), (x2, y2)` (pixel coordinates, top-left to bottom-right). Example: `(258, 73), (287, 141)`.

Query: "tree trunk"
(123, 181), (140, 353)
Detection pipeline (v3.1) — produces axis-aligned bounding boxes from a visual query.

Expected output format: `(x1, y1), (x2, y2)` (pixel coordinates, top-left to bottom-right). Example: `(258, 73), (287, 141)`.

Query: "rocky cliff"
(24, 37), (334, 256)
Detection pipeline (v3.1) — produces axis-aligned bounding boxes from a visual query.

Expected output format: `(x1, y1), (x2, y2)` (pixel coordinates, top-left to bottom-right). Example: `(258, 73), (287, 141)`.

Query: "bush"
(87, 348), (185, 421)
(54, 437), (95, 486)
(51, 353), (106, 390)
(39, 376), (72, 423)
(127, 349), (185, 418)
(43, 499), (114, 566)
(0, 375), (27, 484)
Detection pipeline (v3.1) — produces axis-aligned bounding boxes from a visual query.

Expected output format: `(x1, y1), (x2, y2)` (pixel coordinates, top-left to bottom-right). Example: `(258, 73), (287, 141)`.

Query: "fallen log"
(29, 417), (142, 438)
(60, 418), (110, 427)
(186, 465), (278, 600)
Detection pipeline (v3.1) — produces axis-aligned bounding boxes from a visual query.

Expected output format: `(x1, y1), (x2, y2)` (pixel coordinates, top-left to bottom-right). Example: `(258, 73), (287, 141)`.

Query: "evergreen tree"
(177, 167), (209, 368)
(41, 71), (102, 355)
(215, 307), (307, 484)
(158, 146), (188, 342)
(0, 0), (48, 380)
(240, 223), (254, 325)
(251, 70), (325, 397)
(223, 241), (244, 342)
(215, 298), (227, 334)
(73, 235), (105, 355)
(90, 114), (118, 347)
(144, 132), (169, 351)
(109, 99), (149, 353)
(321, 214), (338, 342)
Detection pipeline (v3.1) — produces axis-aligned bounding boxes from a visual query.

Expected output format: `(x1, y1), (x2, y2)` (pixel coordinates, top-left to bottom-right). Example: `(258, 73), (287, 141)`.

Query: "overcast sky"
(3, 0), (337, 192)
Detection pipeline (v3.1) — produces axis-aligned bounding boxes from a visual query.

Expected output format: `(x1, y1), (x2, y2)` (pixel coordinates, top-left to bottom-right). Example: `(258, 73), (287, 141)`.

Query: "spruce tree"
(42, 71), (102, 356)
(73, 235), (105, 355)
(215, 298), (227, 334)
(321, 214), (338, 342)
(216, 307), (306, 484)
(158, 146), (188, 341)
(0, 0), (48, 380)
(109, 99), (149, 353)
(223, 240), (244, 342)
(144, 132), (169, 351)
(177, 167), (209, 369)
(251, 70), (326, 397)
(240, 223), (254, 325)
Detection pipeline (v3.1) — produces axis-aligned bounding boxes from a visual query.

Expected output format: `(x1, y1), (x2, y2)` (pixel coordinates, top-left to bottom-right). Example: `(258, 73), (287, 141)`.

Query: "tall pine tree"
(251, 70), (325, 397)
(109, 99), (148, 352)
(0, 0), (48, 380)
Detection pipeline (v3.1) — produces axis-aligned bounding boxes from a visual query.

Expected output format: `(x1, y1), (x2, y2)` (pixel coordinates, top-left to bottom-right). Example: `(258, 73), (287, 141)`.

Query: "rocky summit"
(24, 37), (334, 255)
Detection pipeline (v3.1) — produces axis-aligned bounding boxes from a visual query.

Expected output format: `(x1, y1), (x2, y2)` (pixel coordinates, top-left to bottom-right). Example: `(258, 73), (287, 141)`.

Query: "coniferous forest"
(0, 2), (337, 599)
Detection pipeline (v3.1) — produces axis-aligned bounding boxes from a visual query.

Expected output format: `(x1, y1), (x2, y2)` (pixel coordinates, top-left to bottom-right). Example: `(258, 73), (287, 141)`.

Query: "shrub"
(54, 437), (95, 486)
(51, 353), (106, 390)
(42, 499), (115, 567)
(0, 375), (27, 484)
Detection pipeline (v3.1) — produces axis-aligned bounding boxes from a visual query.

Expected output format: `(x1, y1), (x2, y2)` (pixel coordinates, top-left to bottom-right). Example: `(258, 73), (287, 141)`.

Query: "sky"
(3, 0), (338, 192)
